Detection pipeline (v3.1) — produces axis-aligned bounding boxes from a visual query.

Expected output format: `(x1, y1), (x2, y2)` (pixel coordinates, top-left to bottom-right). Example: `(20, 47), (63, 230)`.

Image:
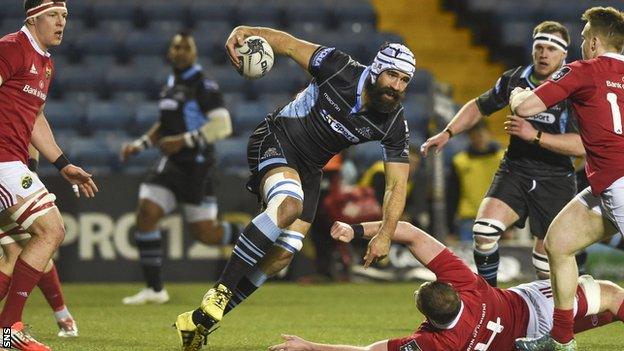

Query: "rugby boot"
(515, 334), (577, 351)
(199, 284), (232, 322)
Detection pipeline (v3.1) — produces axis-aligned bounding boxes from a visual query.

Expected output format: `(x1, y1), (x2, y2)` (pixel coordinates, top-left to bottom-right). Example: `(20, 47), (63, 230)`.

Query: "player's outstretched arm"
(421, 98), (483, 157)
(504, 115), (585, 156)
(510, 87), (547, 117)
(225, 26), (319, 72)
(31, 108), (98, 198)
(268, 334), (388, 351)
(363, 162), (409, 267)
(331, 221), (445, 267)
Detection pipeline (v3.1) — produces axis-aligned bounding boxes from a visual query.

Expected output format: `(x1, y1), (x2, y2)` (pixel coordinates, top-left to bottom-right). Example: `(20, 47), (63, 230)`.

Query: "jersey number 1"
(607, 92), (622, 135)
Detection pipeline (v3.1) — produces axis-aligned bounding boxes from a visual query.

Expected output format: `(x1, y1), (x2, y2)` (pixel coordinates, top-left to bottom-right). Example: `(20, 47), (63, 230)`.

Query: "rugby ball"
(235, 36), (274, 79)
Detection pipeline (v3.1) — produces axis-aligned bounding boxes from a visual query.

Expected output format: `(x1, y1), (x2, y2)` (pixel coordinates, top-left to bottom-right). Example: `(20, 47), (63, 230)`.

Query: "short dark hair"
(416, 281), (461, 325)
(24, 0), (65, 13)
(582, 7), (624, 52)
(533, 21), (570, 45)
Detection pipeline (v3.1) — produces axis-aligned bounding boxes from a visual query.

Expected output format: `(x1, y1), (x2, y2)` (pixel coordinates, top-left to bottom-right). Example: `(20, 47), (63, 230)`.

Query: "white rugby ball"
(235, 36), (274, 79)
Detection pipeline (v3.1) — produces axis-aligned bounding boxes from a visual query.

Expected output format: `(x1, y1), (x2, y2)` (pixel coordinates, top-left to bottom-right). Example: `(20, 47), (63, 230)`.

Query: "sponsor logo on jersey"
(551, 66), (571, 82)
(159, 98), (179, 110)
(399, 340), (421, 351)
(29, 63), (38, 74)
(22, 85), (46, 100)
(606, 80), (624, 89)
(203, 79), (219, 91)
(311, 47), (335, 68)
(527, 112), (555, 124)
(21, 174), (33, 189)
(323, 92), (341, 112)
(320, 109), (359, 143)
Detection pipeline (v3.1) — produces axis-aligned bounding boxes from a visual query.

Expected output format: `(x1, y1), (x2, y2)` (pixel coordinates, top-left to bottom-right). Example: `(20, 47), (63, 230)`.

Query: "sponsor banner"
(41, 174), (256, 282)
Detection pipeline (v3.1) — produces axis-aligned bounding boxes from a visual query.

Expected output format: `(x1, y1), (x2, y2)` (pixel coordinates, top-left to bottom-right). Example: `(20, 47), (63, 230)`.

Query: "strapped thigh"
(10, 190), (57, 230)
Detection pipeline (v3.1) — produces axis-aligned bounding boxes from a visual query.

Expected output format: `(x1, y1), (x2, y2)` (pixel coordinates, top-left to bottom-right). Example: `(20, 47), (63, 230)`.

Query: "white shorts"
(576, 176), (624, 235)
(0, 161), (45, 212)
(510, 275), (600, 338)
(138, 183), (218, 223)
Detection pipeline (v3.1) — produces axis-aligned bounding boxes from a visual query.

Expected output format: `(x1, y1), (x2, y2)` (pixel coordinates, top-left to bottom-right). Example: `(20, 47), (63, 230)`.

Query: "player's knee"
(275, 230), (305, 255)
(473, 219), (505, 251)
(276, 197), (303, 228)
(36, 223), (65, 247)
(136, 205), (162, 231)
(263, 173), (304, 229)
(543, 235), (568, 256)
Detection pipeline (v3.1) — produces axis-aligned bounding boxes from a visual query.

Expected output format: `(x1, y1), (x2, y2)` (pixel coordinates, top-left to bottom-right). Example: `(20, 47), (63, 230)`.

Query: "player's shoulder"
(502, 65), (527, 79)
(0, 31), (25, 50)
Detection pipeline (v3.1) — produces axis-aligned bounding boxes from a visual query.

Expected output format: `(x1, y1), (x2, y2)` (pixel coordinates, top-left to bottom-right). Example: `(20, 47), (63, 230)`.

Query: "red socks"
(574, 311), (616, 333)
(0, 270), (10, 300)
(0, 258), (43, 327)
(551, 308), (575, 344)
(38, 265), (65, 312)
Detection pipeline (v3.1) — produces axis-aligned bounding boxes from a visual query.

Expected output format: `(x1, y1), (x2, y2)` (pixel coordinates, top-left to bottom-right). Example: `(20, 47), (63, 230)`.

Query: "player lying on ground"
(268, 221), (624, 351)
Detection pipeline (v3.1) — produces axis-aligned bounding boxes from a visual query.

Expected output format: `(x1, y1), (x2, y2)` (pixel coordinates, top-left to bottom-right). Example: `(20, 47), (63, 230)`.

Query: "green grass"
(19, 282), (623, 350)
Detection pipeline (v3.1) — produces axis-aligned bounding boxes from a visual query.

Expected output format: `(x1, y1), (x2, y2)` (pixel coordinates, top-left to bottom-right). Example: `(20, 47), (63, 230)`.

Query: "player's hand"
(268, 334), (313, 351)
(364, 232), (391, 268)
(158, 135), (185, 156)
(330, 221), (354, 243)
(509, 87), (531, 114)
(504, 115), (537, 142)
(225, 26), (252, 68)
(420, 131), (450, 157)
(60, 165), (98, 198)
(119, 143), (142, 162)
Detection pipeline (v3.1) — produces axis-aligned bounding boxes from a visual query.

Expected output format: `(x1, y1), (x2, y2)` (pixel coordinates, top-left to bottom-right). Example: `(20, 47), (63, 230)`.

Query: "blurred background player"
(511, 6), (624, 351)
(447, 120), (503, 242)
(0, 0), (98, 350)
(266, 220), (624, 351)
(0, 145), (77, 338)
(174, 25), (415, 350)
(421, 21), (584, 286)
(120, 31), (235, 305)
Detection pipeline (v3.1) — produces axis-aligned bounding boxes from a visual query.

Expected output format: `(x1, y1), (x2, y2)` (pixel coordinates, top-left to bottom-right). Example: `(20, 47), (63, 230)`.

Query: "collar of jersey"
(428, 300), (464, 330)
(168, 64), (201, 87)
(350, 66), (372, 114)
(602, 52), (624, 62)
(20, 26), (51, 58)
(520, 65), (537, 89)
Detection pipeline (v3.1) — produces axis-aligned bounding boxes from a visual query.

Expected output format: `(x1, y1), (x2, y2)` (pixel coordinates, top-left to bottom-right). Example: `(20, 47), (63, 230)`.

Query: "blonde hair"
(582, 7), (624, 52)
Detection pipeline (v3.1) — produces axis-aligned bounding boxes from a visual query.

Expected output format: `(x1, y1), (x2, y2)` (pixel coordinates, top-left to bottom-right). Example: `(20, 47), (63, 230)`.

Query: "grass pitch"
(20, 282), (623, 350)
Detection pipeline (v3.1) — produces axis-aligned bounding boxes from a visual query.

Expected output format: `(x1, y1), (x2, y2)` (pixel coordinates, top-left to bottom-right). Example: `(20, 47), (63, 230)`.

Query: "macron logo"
(29, 63), (38, 75)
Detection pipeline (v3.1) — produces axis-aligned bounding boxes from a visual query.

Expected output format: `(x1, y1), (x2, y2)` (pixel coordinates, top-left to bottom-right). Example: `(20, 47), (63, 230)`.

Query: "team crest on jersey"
(45, 66), (52, 79)
(21, 174), (33, 189)
(399, 340), (421, 351)
(551, 66), (571, 82)
(356, 127), (372, 139)
(262, 147), (280, 159)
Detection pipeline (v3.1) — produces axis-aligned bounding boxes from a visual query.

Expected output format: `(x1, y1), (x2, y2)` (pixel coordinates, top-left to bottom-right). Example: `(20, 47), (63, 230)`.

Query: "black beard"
(365, 79), (405, 113)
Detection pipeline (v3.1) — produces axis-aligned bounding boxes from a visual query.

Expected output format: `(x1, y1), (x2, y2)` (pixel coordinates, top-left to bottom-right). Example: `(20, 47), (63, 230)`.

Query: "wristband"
(27, 158), (39, 173)
(53, 154), (70, 171)
(351, 224), (365, 240)
(532, 130), (543, 145)
(444, 128), (454, 138)
(131, 135), (152, 151)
